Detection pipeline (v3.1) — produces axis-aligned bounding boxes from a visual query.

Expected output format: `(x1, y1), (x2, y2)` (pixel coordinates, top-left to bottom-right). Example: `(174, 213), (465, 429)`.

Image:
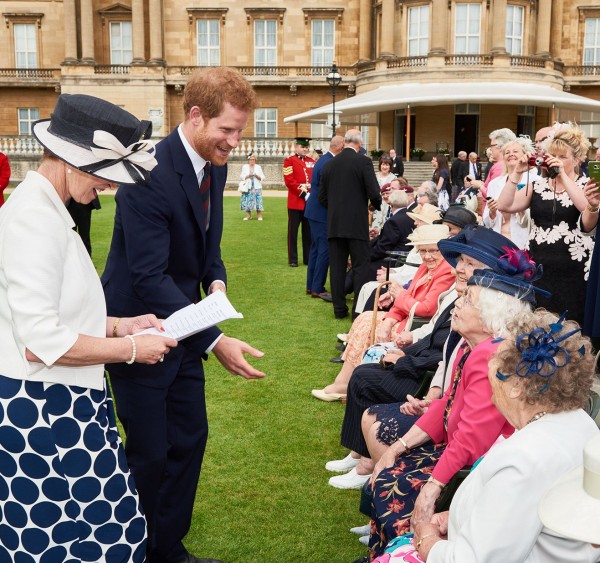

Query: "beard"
(192, 127), (231, 166)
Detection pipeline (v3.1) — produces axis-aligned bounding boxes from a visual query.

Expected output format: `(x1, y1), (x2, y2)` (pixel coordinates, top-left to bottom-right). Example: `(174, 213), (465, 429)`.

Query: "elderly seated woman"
(325, 228), (526, 493)
(312, 224), (454, 402)
(354, 204), (441, 315)
(406, 309), (600, 563)
(365, 256), (550, 559)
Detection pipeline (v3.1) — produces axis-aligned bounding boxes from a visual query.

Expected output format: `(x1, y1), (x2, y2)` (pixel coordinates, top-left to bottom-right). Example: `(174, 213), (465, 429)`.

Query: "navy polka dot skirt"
(0, 375), (147, 562)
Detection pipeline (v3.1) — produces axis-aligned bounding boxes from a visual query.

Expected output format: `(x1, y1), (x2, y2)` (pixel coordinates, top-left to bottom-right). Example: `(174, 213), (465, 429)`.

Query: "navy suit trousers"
(306, 219), (329, 293)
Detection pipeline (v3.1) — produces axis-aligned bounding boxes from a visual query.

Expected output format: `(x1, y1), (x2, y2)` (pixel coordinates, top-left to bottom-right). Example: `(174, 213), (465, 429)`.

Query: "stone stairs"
(400, 162), (434, 188)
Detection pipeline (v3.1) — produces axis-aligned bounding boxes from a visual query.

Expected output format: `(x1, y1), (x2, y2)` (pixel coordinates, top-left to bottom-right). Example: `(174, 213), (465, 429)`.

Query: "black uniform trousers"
(287, 209), (311, 265)
(340, 304), (455, 457)
(329, 237), (370, 318)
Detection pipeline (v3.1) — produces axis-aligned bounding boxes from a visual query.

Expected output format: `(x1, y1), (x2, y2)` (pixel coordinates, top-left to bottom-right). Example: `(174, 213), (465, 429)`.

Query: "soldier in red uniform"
(283, 137), (314, 267)
(0, 152), (11, 207)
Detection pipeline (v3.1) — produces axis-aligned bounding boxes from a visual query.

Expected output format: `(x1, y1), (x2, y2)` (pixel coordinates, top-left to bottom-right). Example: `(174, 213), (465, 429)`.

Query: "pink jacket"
(416, 337), (514, 484)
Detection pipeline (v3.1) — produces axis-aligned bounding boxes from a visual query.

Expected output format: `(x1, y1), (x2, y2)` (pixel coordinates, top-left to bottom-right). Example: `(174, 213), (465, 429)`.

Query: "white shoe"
(243, 217), (250, 221)
(258, 217), (263, 221)
(328, 468), (372, 489)
(350, 524), (371, 536)
(359, 535), (370, 546)
(337, 333), (349, 342)
(325, 453), (360, 472)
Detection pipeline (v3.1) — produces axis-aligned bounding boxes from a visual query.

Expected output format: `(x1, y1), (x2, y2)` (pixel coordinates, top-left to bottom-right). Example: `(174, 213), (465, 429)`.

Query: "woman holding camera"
(483, 137), (539, 249)
(496, 122), (595, 325)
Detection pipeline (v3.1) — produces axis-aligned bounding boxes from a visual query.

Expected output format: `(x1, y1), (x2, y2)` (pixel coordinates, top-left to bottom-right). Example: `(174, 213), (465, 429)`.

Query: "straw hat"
(33, 94), (156, 185)
(539, 433), (600, 544)
(407, 203), (442, 224)
(406, 224), (449, 246)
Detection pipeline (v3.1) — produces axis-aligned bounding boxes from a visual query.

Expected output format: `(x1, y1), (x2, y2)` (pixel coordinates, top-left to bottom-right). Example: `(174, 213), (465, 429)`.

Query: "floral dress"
(527, 176), (593, 326)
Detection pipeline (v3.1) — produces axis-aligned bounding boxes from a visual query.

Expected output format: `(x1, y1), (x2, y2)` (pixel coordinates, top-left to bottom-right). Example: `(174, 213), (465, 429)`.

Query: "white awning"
(284, 81), (600, 123)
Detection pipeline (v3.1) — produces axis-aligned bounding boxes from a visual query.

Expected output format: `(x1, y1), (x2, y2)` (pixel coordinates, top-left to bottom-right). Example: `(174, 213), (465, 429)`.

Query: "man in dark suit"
(389, 148), (404, 177)
(319, 129), (382, 319)
(368, 189), (415, 278)
(102, 67), (265, 563)
(467, 151), (482, 181)
(450, 151), (469, 200)
(305, 135), (344, 300)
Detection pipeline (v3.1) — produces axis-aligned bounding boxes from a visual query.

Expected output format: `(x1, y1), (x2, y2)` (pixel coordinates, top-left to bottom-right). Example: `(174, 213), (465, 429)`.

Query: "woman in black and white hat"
(0, 94), (177, 561)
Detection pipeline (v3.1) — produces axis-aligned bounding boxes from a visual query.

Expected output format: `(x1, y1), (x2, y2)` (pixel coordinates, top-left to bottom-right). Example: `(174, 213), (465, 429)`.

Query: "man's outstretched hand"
(213, 335), (266, 379)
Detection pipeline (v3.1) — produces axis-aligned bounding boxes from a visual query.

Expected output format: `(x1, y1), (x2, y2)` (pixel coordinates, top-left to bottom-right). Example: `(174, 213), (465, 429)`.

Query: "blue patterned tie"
(199, 162), (211, 229)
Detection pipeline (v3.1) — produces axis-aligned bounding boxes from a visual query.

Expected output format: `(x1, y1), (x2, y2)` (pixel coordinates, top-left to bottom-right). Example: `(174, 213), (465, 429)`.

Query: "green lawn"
(91, 195), (368, 563)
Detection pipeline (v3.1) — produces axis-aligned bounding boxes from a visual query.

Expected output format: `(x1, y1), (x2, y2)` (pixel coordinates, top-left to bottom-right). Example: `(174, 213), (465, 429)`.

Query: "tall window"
(455, 3), (481, 54)
(311, 19), (334, 67)
(254, 20), (277, 66)
(581, 111), (600, 143)
(255, 108), (277, 138)
(110, 21), (132, 64)
(18, 108), (39, 135)
(506, 5), (524, 55)
(408, 5), (429, 56)
(197, 19), (220, 66)
(14, 23), (37, 68)
(584, 18), (600, 65)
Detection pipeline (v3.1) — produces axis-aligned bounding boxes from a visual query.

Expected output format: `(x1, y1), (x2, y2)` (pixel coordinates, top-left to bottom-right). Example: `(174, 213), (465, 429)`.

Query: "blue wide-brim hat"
(438, 225), (519, 271)
(468, 268), (551, 304)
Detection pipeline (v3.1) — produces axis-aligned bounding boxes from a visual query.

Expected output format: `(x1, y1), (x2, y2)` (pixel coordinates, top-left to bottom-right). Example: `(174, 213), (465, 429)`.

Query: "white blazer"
(0, 171), (106, 390)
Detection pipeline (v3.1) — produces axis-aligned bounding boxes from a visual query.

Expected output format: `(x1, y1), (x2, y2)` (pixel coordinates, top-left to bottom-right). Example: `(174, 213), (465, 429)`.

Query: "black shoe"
(336, 342), (347, 352)
(177, 554), (224, 563)
(289, 262), (298, 267)
(329, 356), (344, 363)
(335, 312), (349, 319)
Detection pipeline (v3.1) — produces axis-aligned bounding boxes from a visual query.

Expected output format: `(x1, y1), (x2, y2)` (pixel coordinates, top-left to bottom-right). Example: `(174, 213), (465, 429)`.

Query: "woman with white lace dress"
(496, 123), (596, 325)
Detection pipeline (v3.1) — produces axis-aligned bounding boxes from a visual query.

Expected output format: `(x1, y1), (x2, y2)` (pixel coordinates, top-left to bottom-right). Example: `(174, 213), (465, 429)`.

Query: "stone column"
(131, 0), (146, 65)
(80, 0), (95, 63)
(380, 0), (395, 57)
(62, 0), (78, 64)
(428, 0), (447, 55)
(358, 0), (372, 61)
(148, 0), (164, 64)
(490, 0), (508, 54)
(535, 0), (552, 57)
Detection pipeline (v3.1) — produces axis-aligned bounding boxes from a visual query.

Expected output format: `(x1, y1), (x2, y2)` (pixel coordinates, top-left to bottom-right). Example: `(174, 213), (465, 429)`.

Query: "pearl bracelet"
(125, 335), (136, 364)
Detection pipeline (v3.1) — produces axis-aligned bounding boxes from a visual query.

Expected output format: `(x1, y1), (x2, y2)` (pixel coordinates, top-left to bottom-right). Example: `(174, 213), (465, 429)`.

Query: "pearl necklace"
(526, 411), (547, 426)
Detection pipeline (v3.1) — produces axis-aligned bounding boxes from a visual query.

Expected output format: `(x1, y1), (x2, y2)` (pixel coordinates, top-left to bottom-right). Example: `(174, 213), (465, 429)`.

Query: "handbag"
(238, 180), (249, 193)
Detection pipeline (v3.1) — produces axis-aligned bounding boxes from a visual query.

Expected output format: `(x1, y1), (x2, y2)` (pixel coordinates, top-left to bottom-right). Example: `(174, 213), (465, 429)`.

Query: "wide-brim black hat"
(33, 94), (157, 185)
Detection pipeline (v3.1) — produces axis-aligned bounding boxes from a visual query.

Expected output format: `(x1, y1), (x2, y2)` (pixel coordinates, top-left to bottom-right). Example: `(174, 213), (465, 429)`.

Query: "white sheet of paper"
(135, 291), (243, 341)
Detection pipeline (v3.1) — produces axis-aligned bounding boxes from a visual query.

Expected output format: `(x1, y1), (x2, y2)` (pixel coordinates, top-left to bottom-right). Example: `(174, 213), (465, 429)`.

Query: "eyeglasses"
(489, 143), (499, 148)
(416, 193), (427, 198)
(418, 248), (440, 257)
(458, 291), (481, 310)
(536, 136), (549, 144)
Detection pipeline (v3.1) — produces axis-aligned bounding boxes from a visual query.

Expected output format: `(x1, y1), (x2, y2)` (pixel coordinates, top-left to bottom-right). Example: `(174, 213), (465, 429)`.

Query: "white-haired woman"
(368, 258), (547, 559)
(483, 137), (540, 249)
(240, 152), (265, 220)
(496, 122), (596, 326)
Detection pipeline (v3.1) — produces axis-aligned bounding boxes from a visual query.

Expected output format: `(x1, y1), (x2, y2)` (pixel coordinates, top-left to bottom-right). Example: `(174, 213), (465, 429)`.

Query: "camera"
(528, 155), (559, 179)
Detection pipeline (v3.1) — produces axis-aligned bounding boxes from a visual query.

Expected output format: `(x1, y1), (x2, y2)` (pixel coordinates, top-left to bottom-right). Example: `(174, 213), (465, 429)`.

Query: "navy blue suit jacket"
(102, 128), (227, 380)
(304, 151), (333, 224)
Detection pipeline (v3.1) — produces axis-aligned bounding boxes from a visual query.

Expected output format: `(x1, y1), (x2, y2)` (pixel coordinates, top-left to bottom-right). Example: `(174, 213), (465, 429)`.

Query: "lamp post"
(326, 62), (342, 138)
